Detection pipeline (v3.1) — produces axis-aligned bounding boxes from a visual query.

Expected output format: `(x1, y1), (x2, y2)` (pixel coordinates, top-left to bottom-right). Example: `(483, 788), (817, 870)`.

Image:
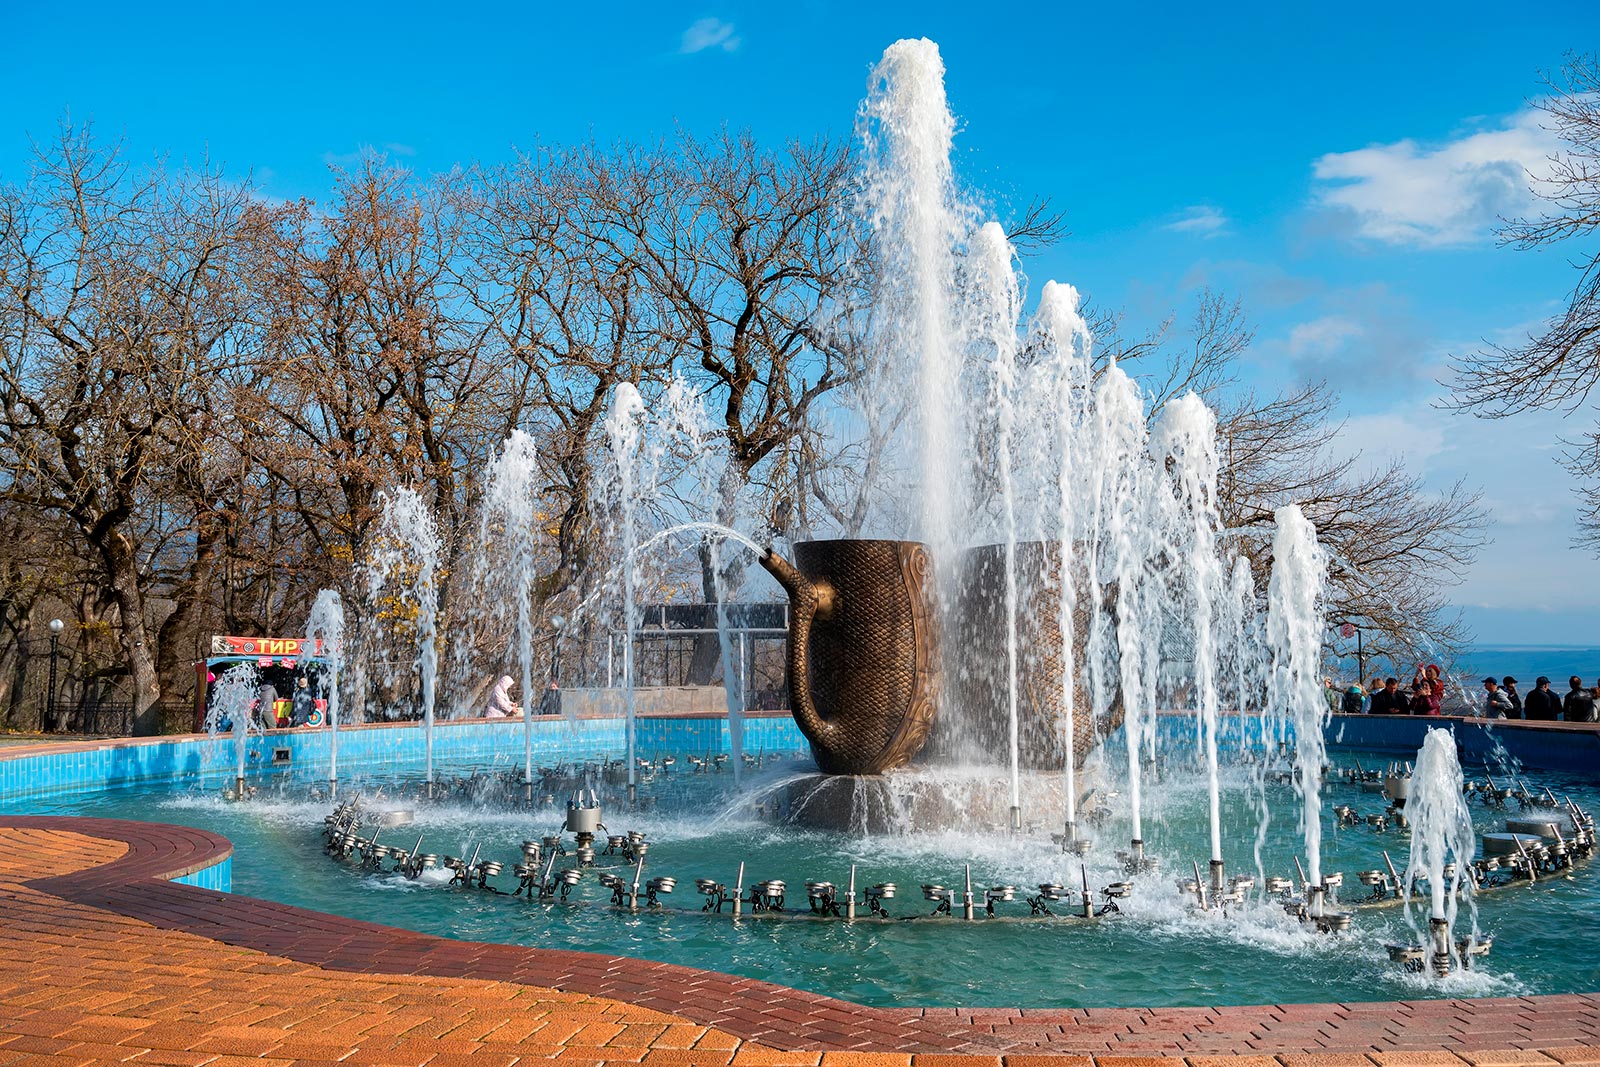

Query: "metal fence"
(76, 700), (136, 736)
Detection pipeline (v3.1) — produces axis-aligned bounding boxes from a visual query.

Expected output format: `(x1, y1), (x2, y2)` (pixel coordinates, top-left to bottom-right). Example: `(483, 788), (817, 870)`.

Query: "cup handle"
(759, 549), (835, 748)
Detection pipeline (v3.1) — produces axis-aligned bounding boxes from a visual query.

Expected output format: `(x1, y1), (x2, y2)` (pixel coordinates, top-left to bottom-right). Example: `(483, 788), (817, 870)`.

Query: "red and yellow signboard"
(208, 636), (325, 657)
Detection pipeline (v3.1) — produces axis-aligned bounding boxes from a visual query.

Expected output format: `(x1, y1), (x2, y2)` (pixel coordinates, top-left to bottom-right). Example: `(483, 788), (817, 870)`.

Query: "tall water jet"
(482, 430), (543, 797)
(1090, 366), (1153, 863)
(304, 589), (344, 794)
(710, 540), (747, 786)
(1226, 555), (1259, 750)
(662, 381), (749, 784)
(1153, 393), (1225, 891)
(1032, 281), (1093, 846)
(858, 38), (966, 561)
(969, 221), (1023, 828)
(605, 384), (649, 803)
(204, 662), (258, 797)
(1266, 503), (1329, 907)
(368, 487), (443, 790)
(1405, 728), (1481, 976)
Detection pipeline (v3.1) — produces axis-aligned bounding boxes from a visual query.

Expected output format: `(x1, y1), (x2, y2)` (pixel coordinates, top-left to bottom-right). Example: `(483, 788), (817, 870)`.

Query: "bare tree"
(0, 126), (275, 733)
(1452, 53), (1600, 546)
(1101, 293), (1487, 664)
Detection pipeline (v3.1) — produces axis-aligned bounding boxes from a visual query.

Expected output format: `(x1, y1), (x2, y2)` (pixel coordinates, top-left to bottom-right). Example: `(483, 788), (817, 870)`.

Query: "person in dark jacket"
(1564, 676), (1597, 723)
(1370, 677), (1406, 715)
(1501, 677), (1522, 716)
(290, 677), (315, 727)
(1524, 676), (1562, 720)
(1340, 685), (1364, 714)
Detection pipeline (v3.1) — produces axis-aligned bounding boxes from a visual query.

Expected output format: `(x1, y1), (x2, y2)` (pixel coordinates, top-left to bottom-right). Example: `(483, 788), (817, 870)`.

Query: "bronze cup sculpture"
(950, 541), (1122, 772)
(760, 539), (938, 775)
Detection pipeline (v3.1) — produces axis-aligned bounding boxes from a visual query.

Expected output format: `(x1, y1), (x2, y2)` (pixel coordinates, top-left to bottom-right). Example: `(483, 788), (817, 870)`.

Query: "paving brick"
(4, 817), (1600, 1067)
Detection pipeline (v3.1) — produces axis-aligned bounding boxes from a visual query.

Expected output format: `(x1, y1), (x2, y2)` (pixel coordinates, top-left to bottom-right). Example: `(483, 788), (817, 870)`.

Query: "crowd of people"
(1326, 668), (1600, 722)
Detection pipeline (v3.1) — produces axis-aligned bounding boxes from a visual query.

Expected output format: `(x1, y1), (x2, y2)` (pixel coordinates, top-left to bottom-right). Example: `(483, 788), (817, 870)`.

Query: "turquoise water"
(12, 746), (1600, 1008)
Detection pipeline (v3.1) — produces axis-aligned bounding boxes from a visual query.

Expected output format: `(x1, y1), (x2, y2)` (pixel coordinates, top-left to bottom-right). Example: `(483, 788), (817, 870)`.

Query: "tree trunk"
(685, 465), (752, 687)
(102, 532), (163, 735)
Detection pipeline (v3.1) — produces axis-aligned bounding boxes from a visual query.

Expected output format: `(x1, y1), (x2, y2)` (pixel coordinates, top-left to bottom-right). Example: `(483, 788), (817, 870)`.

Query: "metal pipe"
(962, 864), (974, 921)
(1382, 849), (1404, 899)
(1514, 835), (1538, 882)
(628, 855), (644, 910)
(846, 864), (857, 921)
(1305, 883), (1326, 919)
(1429, 915), (1452, 977)
(732, 860), (744, 918)
(540, 847), (559, 895)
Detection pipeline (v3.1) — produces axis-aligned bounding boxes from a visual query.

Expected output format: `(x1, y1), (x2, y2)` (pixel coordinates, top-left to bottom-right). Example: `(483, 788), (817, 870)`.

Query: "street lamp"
(1334, 620), (1365, 686)
(47, 618), (63, 731)
(550, 616), (565, 684)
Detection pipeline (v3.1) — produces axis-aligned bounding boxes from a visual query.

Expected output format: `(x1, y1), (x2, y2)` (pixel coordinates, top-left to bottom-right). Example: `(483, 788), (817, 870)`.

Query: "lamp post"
(47, 618), (63, 731)
(549, 615), (565, 686)
(1335, 620), (1365, 686)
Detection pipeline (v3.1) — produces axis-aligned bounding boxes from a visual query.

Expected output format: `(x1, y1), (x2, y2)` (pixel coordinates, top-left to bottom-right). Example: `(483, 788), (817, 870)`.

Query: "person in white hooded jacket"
(487, 675), (521, 718)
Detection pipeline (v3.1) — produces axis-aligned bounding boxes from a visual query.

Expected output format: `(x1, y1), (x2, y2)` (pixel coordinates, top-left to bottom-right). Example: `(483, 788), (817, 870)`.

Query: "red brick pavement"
(2, 815), (1599, 1065)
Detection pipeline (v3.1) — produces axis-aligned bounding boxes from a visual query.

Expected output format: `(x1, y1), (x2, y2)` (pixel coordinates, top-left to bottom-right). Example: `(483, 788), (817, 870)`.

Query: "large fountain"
(304, 37), (1448, 913)
(14, 36), (1600, 1017)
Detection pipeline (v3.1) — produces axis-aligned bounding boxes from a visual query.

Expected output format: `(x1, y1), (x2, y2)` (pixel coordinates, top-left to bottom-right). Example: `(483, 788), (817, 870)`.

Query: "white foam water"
(1404, 727), (1482, 974)
(304, 589), (345, 787)
(368, 487), (444, 783)
(1266, 504), (1329, 894)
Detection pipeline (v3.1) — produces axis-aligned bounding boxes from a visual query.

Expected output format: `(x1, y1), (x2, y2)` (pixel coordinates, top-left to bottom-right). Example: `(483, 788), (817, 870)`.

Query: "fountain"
(367, 487), (444, 792)
(203, 662), (260, 800)
(67, 34), (1600, 1011)
(1393, 728), (1486, 976)
(478, 430), (543, 799)
(304, 590), (344, 795)
(1267, 504), (1331, 908)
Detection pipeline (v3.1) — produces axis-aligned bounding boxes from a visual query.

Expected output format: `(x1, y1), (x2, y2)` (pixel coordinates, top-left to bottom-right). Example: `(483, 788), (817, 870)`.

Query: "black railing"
(77, 701), (135, 736)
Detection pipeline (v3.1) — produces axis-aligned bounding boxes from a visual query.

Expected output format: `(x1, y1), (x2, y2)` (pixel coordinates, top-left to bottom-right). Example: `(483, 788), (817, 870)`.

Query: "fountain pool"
(6, 722), (1598, 1009)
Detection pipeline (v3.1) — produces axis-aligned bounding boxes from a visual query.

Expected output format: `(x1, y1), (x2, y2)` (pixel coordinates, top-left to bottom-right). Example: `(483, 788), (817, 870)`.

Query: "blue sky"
(4, 1), (1597, 645)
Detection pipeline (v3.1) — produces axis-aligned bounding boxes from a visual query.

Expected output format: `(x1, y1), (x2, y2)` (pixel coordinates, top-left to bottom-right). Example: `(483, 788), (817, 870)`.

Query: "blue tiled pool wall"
(0, 715), (809, 804)
(172, 856), (232, 892)
(1326, 712), (1600, 773)
(6, 707), (1588, 806)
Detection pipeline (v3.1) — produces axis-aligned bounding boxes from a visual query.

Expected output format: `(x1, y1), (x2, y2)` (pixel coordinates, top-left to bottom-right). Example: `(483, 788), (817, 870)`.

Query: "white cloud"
(680, 17), (740, 54)
(1330, 410), (1449, 476)
(1325, 396), (1600, 628)
(322, 143), (416, 168)
(1287, 315), (1363, 360)
(1164, 204), (1229, 237)
(1311, 110), (1559, 247)
(1256, 285), (1434, 394)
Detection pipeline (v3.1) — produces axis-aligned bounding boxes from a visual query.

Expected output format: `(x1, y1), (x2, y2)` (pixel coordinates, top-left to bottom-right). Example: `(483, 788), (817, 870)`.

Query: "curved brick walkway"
(2, 816), (1598, 1067)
